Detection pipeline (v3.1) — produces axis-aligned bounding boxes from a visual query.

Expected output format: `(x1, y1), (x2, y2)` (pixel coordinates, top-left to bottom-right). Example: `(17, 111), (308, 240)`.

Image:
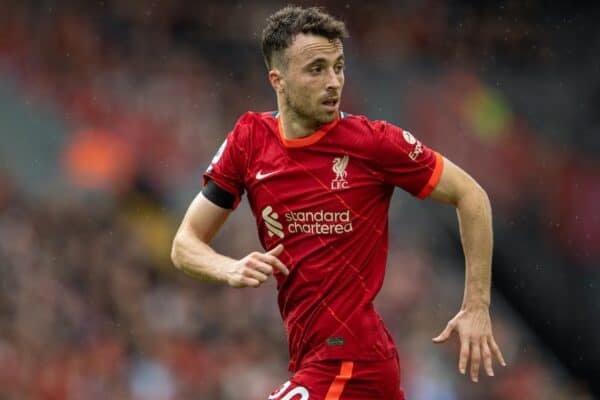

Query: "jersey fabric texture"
(203, 111), (443, 373)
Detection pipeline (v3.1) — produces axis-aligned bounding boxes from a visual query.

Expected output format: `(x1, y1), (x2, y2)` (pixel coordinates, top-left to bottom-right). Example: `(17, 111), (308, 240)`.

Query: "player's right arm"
(171, 190), (289, 288)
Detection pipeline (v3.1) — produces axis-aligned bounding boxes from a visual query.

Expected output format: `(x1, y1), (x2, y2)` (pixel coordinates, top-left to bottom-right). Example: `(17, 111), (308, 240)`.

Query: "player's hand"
(432, 305), (506, 383)
(226, 244), (289, 288)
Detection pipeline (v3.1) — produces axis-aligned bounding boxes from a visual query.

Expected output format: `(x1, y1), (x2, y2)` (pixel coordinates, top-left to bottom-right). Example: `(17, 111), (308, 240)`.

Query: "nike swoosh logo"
(256, 170), (281, 180)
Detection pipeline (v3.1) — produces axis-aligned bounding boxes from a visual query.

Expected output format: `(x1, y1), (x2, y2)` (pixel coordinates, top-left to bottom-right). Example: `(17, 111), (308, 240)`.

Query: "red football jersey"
(203, 111), (443, 372)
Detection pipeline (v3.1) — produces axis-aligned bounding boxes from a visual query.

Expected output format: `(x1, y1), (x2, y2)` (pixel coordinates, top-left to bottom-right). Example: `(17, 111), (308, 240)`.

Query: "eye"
(310, 65), (322, 74)
(334, 63), (345, 73)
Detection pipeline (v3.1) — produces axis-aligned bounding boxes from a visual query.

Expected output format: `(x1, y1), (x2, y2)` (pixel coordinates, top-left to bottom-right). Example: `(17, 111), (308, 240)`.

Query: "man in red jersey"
(171, 6), (506, 399)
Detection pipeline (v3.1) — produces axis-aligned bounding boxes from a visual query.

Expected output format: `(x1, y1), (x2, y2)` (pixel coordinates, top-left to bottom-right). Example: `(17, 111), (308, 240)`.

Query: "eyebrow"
(304, 55), (345, 67)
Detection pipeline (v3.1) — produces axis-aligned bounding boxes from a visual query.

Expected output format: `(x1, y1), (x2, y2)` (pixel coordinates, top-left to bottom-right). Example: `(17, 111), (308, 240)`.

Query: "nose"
(326, 67), (341, 91)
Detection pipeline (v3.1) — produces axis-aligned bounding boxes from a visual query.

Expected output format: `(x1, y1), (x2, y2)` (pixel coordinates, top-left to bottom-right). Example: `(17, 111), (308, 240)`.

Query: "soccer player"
(171, 6), (506, 399)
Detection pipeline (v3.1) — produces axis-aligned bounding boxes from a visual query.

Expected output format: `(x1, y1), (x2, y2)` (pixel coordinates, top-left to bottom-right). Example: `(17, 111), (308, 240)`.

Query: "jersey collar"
(276, 113), (340, 148)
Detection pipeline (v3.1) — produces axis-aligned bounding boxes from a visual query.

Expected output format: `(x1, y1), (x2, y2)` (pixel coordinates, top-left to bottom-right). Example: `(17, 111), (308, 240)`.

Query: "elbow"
(170, 234), (184, 271)
(472, 183), (489, 202)
(476, 184), (491, 208)
(457, 182), (490, 210)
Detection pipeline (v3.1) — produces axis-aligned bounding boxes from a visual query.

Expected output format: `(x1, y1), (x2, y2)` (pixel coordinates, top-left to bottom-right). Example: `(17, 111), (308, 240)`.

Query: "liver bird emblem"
(332, 155), (349, 181)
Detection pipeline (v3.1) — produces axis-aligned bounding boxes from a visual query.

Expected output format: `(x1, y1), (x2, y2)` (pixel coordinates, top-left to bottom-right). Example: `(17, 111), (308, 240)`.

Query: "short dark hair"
(261, 6), (348, 70)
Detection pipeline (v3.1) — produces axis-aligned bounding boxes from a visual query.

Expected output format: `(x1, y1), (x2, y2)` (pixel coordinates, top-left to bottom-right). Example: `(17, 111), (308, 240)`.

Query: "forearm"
(171, 229), (235, 284)
(430, 159), (505, 378)
(456, 186), (493, 309)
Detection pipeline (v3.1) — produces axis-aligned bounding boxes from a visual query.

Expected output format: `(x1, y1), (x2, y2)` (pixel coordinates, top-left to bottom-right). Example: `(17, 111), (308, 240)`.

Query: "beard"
(284, 90), (337, 127)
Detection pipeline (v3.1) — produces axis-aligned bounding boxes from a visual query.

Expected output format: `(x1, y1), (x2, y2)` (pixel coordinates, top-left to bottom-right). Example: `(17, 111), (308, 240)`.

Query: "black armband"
(202, 179), (236, 209)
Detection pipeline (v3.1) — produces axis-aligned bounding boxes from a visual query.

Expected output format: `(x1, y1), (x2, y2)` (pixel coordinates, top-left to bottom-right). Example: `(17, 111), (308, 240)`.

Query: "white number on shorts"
(268, 381), (291, 399)
(268, 380), (309, 400)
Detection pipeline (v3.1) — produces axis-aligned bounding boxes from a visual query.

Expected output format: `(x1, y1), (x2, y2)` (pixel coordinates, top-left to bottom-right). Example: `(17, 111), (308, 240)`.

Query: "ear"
(268, 69), (285, 93)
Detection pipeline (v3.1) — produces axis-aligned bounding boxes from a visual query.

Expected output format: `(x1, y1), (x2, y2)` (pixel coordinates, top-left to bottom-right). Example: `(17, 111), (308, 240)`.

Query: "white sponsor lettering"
(408, 141), (423, 161)
(288, 221), (353, 235)
(263, 207), (353, 237)
(285, 210), (350, 223)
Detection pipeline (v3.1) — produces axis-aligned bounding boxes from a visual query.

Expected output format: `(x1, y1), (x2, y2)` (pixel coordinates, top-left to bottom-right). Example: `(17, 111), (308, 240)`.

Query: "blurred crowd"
(0, 1), (598, 399)
(0, 192), (589, 399)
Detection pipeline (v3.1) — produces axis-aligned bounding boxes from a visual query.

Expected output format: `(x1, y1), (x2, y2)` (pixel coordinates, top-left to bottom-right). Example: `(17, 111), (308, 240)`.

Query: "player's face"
(280, 34), (345, 126)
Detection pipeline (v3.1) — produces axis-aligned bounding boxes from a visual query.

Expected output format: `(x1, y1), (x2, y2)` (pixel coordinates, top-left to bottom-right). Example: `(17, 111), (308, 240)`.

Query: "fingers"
(459, 335), (470, 376)
(234, 276), (261, 288)
(233, 246), (289, 288)
(267, 244), (284, 257)
(461, 336), (503, 382)
(432, 322), (454, 343)
(482, 339), (494, 377)
(470, 340), (481, 382)
(436, 310), (506, 382)
(257, 249), (289, 276)
(251, 260), (275, 276)
(489, 336), (507, 367)
(243, 264), (269, 283)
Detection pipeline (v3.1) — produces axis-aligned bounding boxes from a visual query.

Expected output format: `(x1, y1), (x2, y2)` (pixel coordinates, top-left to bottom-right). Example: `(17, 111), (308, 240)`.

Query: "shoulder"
(227, 111), (279, 158)
(231, 111), (277, 137)
(335, 114), (415, 159)
(337, 112), (392, 136)
(235, 111), (277, 127)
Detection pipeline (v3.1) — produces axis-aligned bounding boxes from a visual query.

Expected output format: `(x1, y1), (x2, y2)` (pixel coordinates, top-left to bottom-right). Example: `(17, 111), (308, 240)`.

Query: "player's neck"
(277, 106), (325, 140)
(279, 116), (317, 139)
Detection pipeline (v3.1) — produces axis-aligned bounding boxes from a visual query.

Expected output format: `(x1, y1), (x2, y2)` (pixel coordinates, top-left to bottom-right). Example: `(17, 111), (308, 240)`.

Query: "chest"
(244, 144), (385, 214)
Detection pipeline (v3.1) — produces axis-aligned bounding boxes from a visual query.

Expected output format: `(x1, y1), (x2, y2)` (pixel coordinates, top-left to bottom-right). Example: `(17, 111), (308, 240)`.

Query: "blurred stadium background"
(0, 1), (598, 399)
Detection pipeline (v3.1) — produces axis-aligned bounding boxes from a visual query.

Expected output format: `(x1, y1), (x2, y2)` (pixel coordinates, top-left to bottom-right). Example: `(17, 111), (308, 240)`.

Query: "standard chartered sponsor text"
(262, 206), (353, 237)
(285, 209), (353, 235)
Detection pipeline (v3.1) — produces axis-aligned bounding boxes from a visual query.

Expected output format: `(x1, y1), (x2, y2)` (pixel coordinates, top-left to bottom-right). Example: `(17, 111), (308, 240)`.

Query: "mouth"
(321, 98), (339, 111)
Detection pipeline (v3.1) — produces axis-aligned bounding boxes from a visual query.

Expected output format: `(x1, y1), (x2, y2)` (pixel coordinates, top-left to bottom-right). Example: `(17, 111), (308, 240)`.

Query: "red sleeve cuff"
(417, 152), (444, 199)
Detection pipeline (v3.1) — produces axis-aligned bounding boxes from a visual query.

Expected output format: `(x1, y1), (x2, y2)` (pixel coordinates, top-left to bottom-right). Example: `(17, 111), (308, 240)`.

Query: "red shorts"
(268, 356), (405, 400)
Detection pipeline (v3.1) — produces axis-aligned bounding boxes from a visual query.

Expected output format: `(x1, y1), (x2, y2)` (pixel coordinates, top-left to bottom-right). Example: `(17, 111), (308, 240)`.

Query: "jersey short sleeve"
(373, 121), (444, 199)
(202, 116), (249, 209)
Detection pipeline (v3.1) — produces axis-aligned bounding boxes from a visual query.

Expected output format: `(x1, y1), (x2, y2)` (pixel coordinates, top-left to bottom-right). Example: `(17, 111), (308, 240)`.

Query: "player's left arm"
(428, 156), (507, 383)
